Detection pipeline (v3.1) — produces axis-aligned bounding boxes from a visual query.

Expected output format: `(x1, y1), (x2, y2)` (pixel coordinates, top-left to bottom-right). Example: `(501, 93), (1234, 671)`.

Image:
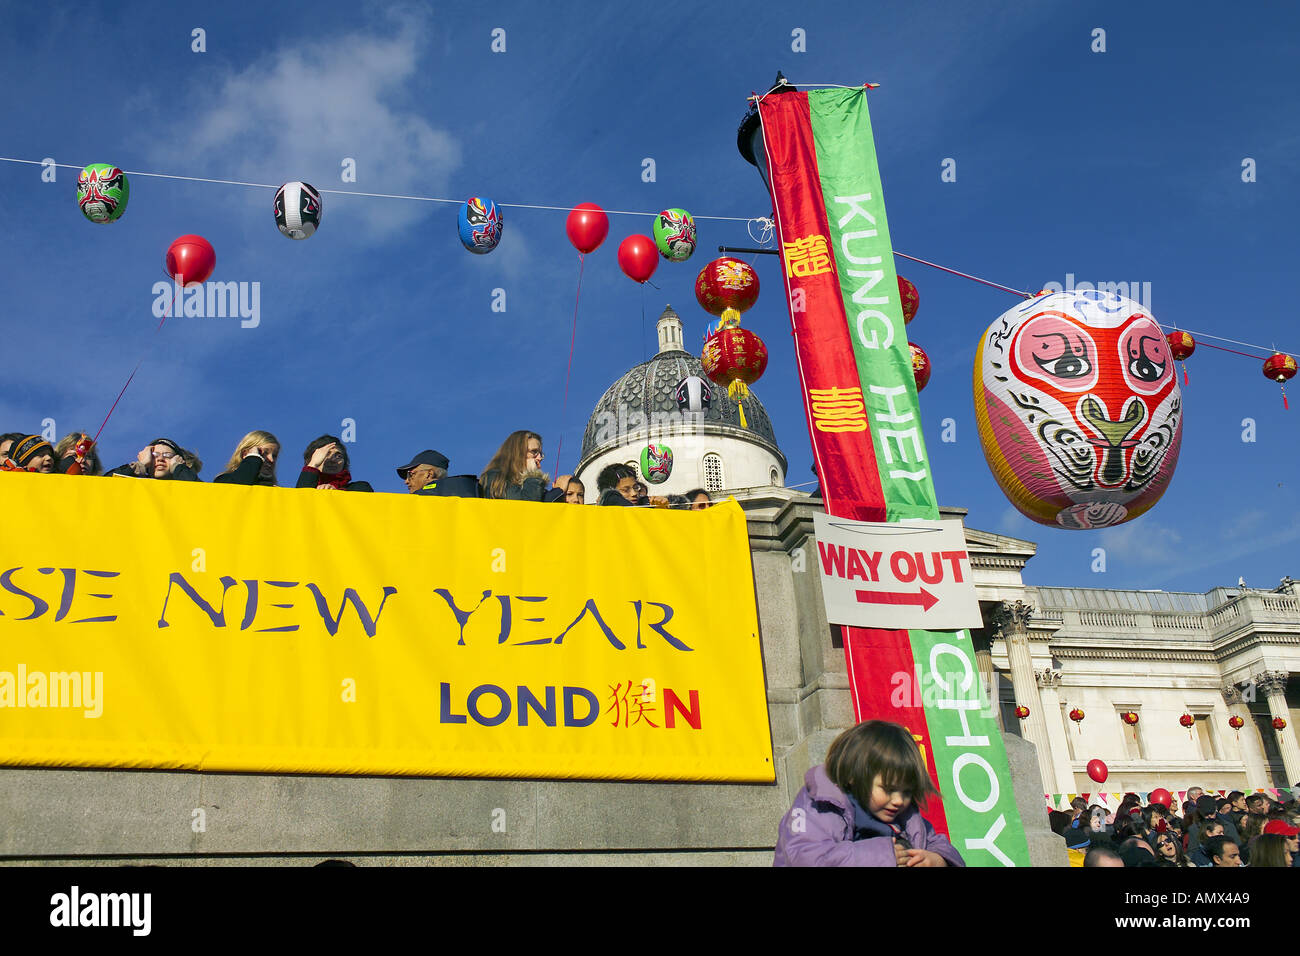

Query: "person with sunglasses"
(1154, 831), (1194, 867)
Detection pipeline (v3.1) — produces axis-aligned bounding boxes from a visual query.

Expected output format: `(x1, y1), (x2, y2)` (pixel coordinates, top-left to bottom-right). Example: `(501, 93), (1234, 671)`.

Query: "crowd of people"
(0, 428), (714, 509)
(1051, 786), (1300, 867)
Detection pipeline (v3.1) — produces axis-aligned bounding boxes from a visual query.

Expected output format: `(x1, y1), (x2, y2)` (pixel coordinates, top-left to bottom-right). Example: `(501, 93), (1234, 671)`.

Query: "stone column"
(993, 601), (1057, 796)
(972, 628), (1003, 732)
(1254, 670), (1300, 786)
(1222, 684), (1270, 787)
(1036, 668), (1073, 793)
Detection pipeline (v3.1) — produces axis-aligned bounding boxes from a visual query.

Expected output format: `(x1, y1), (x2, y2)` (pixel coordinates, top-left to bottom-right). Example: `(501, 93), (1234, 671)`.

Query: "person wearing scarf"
(296, 435), (373, 492)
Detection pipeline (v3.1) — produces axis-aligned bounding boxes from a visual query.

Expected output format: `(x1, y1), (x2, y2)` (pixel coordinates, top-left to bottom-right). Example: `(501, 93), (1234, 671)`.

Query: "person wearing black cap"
(108, 439), (201, 481)
(4, 435), (58, 473)
(397, 449), (449, 494)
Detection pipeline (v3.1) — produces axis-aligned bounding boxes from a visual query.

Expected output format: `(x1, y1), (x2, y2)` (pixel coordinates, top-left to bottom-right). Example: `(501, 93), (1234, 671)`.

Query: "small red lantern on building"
(1014, 704), (1030, 720)
(910, 342), (931, 393)
(1273, 716), (1288, 731)
(695, 257), (760, 316)
(701, 325), (768, 429)
(1229, 714), (1244, 741)
(1166, 330), (1195, 385)
(1180, 712), (1194, 739)
(898, 275), (919, 324)
(1121, 710), (1139, 741)
(1263, 352), (1298, 409)
(1069, 707), (1085, 733)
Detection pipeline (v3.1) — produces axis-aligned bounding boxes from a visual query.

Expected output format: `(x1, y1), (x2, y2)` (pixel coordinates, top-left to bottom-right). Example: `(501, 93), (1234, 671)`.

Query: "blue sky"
(1, 1), (1296, 593)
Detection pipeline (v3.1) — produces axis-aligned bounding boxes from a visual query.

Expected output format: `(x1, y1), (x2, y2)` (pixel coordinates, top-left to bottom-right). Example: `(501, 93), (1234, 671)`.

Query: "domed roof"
(577, 306), (785, 472)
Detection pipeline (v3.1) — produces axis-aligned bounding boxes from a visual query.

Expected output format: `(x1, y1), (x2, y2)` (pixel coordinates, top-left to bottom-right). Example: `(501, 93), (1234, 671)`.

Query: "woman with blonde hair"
(215, 430), (280, 486)
(479, 430), (558, 501)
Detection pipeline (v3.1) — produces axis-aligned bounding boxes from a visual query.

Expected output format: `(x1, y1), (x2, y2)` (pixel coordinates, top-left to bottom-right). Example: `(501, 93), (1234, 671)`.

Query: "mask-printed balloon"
(674, 376), (712, 414)
(459, 197), (503, 254)
(973, 289), (1182, 529)
(274, 181), (322, 239)
(77, 164), (130, 223)
(640, 443), (673, 484)
(653, 208), (696, 262)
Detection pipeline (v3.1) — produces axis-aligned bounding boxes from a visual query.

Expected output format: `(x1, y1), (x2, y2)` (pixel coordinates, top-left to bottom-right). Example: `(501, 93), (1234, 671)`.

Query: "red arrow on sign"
(855, 587), (939, 612)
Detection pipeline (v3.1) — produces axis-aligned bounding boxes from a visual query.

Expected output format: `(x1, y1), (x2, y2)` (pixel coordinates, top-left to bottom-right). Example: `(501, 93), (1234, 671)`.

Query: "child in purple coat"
(774, 720), (966, 867)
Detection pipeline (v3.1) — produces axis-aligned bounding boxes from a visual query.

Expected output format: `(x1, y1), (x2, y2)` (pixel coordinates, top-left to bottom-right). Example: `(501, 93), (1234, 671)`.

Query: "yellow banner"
(0, 474), (773, 782)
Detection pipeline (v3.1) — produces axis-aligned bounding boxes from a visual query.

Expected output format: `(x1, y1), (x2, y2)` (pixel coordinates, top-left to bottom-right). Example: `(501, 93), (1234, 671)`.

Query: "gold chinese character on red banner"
(783, 234), (833, 278)
(809, 385), (868, 433)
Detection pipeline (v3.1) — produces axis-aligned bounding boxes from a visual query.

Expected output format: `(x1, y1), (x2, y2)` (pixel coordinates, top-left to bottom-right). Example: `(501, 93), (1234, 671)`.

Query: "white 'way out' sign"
(811, 514), (982, 631)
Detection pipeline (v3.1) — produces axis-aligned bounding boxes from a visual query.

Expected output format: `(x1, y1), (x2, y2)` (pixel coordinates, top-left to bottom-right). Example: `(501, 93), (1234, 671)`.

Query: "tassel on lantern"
(729, 380), (750, 428)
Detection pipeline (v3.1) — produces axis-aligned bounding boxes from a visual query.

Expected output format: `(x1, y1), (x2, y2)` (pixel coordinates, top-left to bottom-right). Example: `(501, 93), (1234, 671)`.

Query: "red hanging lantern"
(1273, 716), (1288, 731)
(1179, 712), (1194, 739)
(1069, 707), (1085, 733)
(1166, 330), (1195, 385)
(1229, 714), (1244, 741)
(898, 275), (919, 324)
(695, 257), (760, 316)
(1121, 710), (1139, 741)
(1263, 352), (1297, 410)
(1013, 704), (1030, 720)
(910, 342), (931, 392)
(701, 325), (768, 429)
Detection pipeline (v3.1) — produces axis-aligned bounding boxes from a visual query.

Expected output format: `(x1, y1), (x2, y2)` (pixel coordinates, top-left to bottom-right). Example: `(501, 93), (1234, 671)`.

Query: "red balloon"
(898, 275), (919, 324)
(617, 235), (658, 284)
(1086, 759), (1108, 784)
(164, 234), (216, 287)
(566, 203), (609, 255)
(1149, 788), (1172, 808)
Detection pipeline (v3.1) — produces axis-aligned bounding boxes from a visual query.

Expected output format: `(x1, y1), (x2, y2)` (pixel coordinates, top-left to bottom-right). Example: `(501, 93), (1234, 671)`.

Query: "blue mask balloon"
(458, 197), (503, 254)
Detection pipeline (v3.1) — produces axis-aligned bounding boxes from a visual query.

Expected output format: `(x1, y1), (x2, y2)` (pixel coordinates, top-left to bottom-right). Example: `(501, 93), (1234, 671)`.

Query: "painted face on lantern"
(77, 165), (128, 223)
(975, 290), (1182, 529)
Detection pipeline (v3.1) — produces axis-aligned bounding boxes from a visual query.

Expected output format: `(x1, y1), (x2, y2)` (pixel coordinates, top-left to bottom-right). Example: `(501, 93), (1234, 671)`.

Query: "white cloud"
(145, 13), (460, 239)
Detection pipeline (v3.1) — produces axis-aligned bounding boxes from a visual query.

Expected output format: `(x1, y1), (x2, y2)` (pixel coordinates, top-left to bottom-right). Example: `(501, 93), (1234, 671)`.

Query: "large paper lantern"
(702, 326), (768, 429)
(695, 257), (759, 316)
(973, 290), (1183, 530)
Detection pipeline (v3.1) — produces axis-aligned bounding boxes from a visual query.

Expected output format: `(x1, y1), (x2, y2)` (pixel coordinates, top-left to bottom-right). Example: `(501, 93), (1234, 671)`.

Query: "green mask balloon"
(640, 443), (673, 484)
(653, 208), (696, 262)
(78, 164), (130, 223)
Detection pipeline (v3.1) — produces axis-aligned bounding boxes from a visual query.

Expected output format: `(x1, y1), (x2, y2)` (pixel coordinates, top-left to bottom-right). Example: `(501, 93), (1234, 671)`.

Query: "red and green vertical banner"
(760, 87), (1030, 866)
